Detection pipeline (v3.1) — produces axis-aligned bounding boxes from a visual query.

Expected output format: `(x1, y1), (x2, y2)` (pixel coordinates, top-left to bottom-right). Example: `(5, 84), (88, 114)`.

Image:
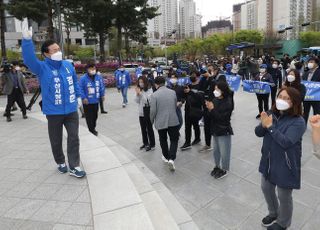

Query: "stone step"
(98, 134), (199, 230)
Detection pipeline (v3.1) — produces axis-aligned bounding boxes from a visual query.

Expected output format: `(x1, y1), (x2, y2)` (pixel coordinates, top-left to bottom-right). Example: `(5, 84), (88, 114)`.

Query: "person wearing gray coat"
(1, 61), (28, 122)
(150, 76), (180, 171)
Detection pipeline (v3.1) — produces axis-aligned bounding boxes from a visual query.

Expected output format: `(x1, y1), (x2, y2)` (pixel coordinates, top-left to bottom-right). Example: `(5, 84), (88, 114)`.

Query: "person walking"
(302, 57), (320, 123)
(269, 60), (282, 106)
(150, 76), (180, 171)
(283, 69), (306, 102)
(206, 81), (234, 179)
(21, 19), (86, 178)
(255, 87), (306, 230)
(135, 75), (155, 151)
(254, 64), (274, 119)
(1, 61), (28, 122)
(115, 65), (131, 108)
(79, 63), (105, 136)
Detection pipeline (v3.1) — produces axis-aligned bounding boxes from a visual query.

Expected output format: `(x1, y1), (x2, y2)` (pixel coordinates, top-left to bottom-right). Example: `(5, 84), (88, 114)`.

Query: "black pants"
(256, 93), (270, 113)
(158, 125), (180, 161)
(46, 112), (80, 169)
(185, 115), (200, 144)
(303, 101), (320, 123)
(27, 88), (41, 110)
(83, 103), (99, 133)
(5, 88), (27, 117)
(139, 116), (155, 147)
(203, 112), (212, 146)
(271, 86), (278, 106)
(100, 98), (106, 112)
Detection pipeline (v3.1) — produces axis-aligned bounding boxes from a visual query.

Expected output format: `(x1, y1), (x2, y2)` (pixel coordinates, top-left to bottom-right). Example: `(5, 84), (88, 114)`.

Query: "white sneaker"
(168, 160), (175, 171)
(162, 155), (169, 163)
(122, 103), (126, 108)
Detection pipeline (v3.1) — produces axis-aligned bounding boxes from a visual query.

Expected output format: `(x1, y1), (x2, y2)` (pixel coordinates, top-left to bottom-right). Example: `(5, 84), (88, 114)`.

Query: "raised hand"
(21, 18), (33, 39)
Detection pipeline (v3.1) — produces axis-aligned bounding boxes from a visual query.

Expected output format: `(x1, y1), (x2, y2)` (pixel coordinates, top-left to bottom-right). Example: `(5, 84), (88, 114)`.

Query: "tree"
(300, 31), (320, 47)
(0, 0), (6, 59)
(234, 30), (264, 44)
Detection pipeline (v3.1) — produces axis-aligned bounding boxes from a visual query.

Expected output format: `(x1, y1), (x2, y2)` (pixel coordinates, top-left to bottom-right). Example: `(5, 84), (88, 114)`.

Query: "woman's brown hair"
(284, 69), (302, 90)
(272, 87), (303, 116)
(137, 75), (149, 92)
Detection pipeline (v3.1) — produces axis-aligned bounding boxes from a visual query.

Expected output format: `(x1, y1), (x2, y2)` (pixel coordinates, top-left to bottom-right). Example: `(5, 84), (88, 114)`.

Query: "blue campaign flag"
(302, 81), (320, 101)
(243, 80), (271, 94)
(225, 75), (241, 92)
(177, 77), (191, 86)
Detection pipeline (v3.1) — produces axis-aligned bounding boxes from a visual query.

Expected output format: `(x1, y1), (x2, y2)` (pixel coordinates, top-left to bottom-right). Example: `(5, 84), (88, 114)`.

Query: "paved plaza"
(0, 88), (320, 230)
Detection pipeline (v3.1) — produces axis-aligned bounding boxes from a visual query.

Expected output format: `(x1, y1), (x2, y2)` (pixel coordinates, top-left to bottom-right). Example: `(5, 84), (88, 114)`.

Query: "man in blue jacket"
(115, 65), (131, 108)
(21, 19), (86, 178)
(79, 63), (105, 136)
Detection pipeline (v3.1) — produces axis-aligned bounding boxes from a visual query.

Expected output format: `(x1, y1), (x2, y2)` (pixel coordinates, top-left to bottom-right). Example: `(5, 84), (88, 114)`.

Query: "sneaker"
(23, 115), (28, 119)
(256, 114), (261, 119)
(267, 223), (286, 230)
(57, 163), (68, 174)
(262, 215), (277, 227)
(214, 169), (228, 179)
(81, 114), (85, 118)
(101, 110), (108, 114)
(140, 144), (146, 150)
(162, 155), (169, 163)
(69, 167), (86, 178)
(180, 143), (191, 150)
(210, 167), (220, 177)
(6, 117), (12, 122)
(191, 139), (201, 145)
(199, 145), (212, 152)
(91, 130), (98, 136)
(168, 160), (175, 171)
(3, 112), (14, 117)
(145, 145), (152, 151)
(122, 103), (126, 108)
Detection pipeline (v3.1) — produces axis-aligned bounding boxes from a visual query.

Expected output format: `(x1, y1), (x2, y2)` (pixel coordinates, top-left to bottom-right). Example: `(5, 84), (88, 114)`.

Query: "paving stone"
(0, 217), (23, 230)
(53, 224), (86, 230)
(76, 188), (91, 203)
(30, 201), (72, 222)
(59, 202), (92, 225)
(52, 184), (86, 202)
(3, 199), (46, 220)
(0, 197), (21, 216)
(24, 169), (55, 183)
(18, 220), (55, 230)
(2, 169), (34, 182)
(94, 203), (154, 230)
(4, 182), (39, 198)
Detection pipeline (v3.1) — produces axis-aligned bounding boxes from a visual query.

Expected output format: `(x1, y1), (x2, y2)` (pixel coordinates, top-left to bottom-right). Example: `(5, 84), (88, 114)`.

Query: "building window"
(75, 39), (82, 45)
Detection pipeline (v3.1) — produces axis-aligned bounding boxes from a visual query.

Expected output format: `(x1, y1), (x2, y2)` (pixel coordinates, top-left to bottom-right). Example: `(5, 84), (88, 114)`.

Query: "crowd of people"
(0, 19), (319, 230)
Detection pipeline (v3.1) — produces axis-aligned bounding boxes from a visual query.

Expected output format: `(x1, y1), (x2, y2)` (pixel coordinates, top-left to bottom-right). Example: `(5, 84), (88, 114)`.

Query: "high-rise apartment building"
(179, 0), (201, 39)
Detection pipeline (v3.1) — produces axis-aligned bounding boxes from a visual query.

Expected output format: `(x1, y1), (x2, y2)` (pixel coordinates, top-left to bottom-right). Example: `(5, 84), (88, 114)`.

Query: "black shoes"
(3, 112), (14, 117)
(6, 117), (12, 122)
(145, 145), (155, 151)
(180, 143), (192, 150)
(90, 130), (98, 136)
(211, 168), (228, 179)
(262, 215), (277, 227)
(256, 114), (261, 119)
(191, 139), (201, 145)
(101, 111), (108, 114)
(140, 144), (145, 150)
(23, 115), (28, 119)
(210, 167), (220, 177)
(267, 223), (286, 230)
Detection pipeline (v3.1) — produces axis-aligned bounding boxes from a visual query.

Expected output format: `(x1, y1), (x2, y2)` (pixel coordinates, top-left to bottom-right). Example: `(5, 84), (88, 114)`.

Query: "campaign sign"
(225, 75), (241, 92)
(243, 80), (271, 94)
(302, 81), (320, 101)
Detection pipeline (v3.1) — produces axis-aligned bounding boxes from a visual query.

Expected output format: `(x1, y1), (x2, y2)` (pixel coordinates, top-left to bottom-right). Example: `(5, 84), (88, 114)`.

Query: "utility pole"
(0, 0), (7, 60)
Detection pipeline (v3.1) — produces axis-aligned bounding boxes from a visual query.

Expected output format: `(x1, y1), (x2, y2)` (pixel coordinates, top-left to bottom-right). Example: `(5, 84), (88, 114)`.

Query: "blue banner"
(243, 80), (271, 94)
(166, 77), (191, 88)
(225, 75), (241, 92)
(302, 81), (320, 101)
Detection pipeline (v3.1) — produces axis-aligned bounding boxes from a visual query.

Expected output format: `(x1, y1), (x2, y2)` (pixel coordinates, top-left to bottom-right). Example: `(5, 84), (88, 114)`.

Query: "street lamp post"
(56, 0), (64, 58)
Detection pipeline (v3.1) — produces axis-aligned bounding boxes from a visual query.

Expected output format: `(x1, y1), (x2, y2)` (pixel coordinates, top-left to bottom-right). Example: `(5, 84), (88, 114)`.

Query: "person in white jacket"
(135, 75), (155, 151)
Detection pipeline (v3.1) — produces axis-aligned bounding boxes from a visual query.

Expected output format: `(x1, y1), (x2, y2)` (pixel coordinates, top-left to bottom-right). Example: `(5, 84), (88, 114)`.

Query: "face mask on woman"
(287, 74), (295, 83)
(170, 78), (177, 84)
(276, 99), (290, 111)
(308, 63), (315, 69)
(272, 64), (278, 69)
(214, 89), (222, 98)
(139, 83), (145, 88)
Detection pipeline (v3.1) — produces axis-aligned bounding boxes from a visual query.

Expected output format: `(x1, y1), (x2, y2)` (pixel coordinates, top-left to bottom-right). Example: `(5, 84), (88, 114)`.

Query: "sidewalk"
(0, 112), (93, 230)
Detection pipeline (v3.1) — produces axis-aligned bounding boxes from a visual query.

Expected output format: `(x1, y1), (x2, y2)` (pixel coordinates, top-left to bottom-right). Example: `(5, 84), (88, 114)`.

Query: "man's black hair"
(11, 60), (19, 66)
(41, 40), (57, 54)
(154, 76), (165, 85)
(86, 62), (96, 69)
(309, 57), (320, 65)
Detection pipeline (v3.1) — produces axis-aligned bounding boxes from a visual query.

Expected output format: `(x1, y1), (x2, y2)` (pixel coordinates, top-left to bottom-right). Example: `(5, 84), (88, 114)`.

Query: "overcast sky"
(194, 0), (246, 25)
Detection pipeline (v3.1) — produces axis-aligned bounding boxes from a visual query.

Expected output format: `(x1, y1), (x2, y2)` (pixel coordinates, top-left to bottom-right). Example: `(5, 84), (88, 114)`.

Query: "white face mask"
(89, 70), (96, 75)
(139, 83), (144, 88)
(276, 99), (290, 111)
(272, 64), (278, 69)
(15, 66), (21, 71)
(259, 68), (266, 73)
(170, 78), (177, 84)
(119, 68), (125, 72)
(50, 51), (63, 61)
(214, 90), (222, 98)
(308, 63), (315, 69)
(287, 74), (295, 82)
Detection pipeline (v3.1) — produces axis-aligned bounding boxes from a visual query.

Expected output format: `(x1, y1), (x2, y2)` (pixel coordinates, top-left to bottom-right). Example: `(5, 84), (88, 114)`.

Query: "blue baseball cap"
(260, 64), (267, 69)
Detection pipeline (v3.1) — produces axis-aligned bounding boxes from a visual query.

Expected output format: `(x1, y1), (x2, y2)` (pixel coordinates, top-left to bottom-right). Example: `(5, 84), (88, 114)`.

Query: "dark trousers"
(203, 112), (212, 146)
(158, 125), (180, 161)
(5, 88), (27, 117)
(303, 101), (320, 123)
(139, 116), (155, 147)
(271, 86), (278, 106)
(185, 115), (200, 144)
(100, 97), (106, 112)
(256, 93), (270, 113)
(83, 103), (99, 133)
(46, 112), (80, 169)
(27, 88), (41, 110)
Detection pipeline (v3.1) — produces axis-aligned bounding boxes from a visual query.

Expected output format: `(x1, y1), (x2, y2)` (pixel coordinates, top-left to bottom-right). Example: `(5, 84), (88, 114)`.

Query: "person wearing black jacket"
(269, 60), (282, 106)
(180, 76), (203, 150)
(206, 81), (234, 179)
(198, 68), (218, 152)
(302, 57), (320, 123)
(167, 73), (185, 129)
